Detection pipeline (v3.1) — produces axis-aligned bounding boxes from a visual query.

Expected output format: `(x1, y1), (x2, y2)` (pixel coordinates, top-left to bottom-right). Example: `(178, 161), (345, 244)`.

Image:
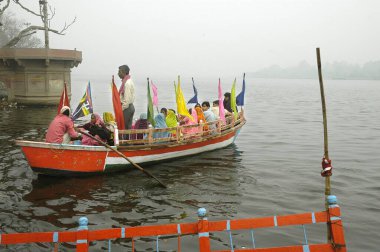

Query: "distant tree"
(0, 12), (42, 48)
(0, 0), (76, 48)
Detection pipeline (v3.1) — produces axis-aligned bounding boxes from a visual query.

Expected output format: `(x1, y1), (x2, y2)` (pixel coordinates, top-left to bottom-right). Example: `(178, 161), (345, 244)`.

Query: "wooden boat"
(15, 112), (246, 176)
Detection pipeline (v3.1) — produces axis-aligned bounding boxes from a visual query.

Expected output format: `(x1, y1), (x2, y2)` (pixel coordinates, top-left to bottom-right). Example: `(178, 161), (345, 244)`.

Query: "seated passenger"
(202, 101), (217, 133)
(103, 112), (116, 145)
(133, 113), (149, 140)
(194, 104), (208, 132)
(46, 106), (82, 144)
(165, 109), (178, 135)
(160, 107), (168, 117)
(153, 113), (169, 139)
(211, 100), (230, 120)
(223, 92), (238, 113)
(179, 114), (198, 136)
(80, 113), (111, 145)
(201, 101), (217, 122)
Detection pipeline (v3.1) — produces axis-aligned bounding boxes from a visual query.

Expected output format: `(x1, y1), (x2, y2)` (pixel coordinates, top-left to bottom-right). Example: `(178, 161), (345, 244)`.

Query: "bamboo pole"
(316, 47), (332, 243)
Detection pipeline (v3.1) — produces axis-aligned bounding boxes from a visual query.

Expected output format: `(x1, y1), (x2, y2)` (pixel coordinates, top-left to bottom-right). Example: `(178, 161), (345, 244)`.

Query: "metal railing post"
(327, 195), (347, 252)
(197, 208), (211, 252)
(76, 217), (89, 252)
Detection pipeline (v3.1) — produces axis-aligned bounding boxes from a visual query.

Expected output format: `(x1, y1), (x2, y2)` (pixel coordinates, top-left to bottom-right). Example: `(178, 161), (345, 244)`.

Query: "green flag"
(147, 79), (155, 127)
(231, 78), (238, 120)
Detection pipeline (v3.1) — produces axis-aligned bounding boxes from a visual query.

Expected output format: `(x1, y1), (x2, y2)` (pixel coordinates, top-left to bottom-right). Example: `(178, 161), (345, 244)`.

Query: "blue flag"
(236, 73), (246, 106)
(72, 82), (93, 120)
(187, 77), (198, 104)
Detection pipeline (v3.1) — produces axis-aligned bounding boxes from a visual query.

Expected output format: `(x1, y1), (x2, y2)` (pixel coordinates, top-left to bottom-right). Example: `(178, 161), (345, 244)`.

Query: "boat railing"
(0, 195), (346, 252)
(116, 112), (246, 147)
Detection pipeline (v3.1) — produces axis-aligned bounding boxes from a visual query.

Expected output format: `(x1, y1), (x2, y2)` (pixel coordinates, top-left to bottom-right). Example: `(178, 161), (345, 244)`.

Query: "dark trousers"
(123, 104), (135, 130)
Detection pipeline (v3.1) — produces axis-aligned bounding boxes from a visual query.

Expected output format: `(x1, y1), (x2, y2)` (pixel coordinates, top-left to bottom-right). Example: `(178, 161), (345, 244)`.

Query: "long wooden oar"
(81, 131), (167, 188)
(316, 47), (331, 242)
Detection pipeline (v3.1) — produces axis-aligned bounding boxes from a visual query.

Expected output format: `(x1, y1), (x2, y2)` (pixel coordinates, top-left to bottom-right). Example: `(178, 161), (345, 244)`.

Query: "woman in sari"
(80, 113), (111, 145)
(133, 113), (149, 140)
(153, 113), (169, 139)
(195, 105), (209, 132)
(165, 110), (178, 135)
(179, 114), (198, 136)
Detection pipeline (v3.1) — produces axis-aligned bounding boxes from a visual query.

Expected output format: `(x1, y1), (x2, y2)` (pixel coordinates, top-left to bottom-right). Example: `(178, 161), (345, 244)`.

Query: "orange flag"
(111, 76), (125, 130)
(57, 82), (70, 114)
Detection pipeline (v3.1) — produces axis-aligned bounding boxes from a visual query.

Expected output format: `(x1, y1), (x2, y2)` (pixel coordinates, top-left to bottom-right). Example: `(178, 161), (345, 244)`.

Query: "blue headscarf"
(154, 113), (169, 138)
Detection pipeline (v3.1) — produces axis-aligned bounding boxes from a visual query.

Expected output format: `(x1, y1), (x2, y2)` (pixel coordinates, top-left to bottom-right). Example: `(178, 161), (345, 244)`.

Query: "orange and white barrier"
(0, 196), (346, 252)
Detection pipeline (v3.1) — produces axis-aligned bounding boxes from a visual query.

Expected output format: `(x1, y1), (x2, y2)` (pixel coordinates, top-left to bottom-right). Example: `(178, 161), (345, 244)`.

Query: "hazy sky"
(8, 0), (380, 80)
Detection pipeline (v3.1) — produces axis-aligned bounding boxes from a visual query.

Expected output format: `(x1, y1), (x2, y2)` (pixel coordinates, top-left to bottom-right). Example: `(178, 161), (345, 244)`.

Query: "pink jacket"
(45, 114), (79, 143)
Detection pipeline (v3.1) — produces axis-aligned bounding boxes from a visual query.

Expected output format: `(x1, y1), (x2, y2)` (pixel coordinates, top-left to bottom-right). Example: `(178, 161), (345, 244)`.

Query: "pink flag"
(151, 80), (158, 107)
(218, 78), (226, 124)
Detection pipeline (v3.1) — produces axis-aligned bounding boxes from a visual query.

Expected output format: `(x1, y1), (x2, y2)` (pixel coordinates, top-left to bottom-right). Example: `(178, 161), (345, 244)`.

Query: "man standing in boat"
(118, 65), (135, 129)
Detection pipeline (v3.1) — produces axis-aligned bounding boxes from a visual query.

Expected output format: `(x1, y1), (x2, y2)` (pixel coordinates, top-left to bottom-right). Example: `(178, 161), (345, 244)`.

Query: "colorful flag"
(236, 73), (246, 106)
(111, 76), (125, 130)
(191, 106), (198, 122)
(147, 78), (156, 127)
(176, 76), (193, 121)
(218, 78), (226, 124)
(187, 77), (198, 104)
(151, 80), (159, 107)
(72, 82), (93, 120)
(57, 82), (70, 114)
(231, 78), (238, 120)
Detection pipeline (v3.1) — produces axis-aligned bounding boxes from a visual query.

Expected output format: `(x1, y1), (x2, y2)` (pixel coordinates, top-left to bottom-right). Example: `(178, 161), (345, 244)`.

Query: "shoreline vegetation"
(247, 60), (380, 80)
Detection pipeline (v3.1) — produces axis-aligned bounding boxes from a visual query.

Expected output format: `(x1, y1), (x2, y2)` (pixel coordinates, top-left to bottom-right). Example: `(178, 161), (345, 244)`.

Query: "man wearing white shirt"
(118, 65), (135, 129)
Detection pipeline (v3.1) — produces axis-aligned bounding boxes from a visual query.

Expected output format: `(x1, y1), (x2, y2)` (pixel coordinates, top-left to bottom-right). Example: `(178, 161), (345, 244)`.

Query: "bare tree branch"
(12, 0), (42, 17)
(1, 1), (77, 48)
(3, 25), (62, 48)
(59, 16), (76, 34)
(48, 4), (55, 21)
(0, 0), (11, 15)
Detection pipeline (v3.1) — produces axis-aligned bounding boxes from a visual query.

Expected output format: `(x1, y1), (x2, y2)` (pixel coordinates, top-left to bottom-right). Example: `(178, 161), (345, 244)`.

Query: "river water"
(0, 78), (379, 251)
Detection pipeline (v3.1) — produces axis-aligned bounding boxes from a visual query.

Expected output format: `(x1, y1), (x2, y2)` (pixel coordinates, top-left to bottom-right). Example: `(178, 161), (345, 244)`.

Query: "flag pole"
(316, 47), (332, 243)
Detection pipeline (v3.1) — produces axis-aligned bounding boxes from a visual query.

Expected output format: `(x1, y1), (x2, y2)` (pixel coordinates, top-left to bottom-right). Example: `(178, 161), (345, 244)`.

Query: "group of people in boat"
(45, 106), (114, 146)
(45, 64), (238, 146)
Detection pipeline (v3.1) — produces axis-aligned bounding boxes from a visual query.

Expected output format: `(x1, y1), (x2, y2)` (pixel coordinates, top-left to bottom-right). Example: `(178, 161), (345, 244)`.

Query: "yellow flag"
(231, 78), (238, 120)
(175, 76), (193, 121)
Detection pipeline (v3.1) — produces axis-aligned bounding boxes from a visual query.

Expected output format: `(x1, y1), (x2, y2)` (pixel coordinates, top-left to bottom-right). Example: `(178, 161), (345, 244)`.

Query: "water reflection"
(19, 144), (243, 233)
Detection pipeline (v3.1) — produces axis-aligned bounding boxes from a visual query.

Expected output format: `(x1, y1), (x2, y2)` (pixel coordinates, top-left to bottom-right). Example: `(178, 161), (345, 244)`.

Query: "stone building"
(0, 48), (82, 105)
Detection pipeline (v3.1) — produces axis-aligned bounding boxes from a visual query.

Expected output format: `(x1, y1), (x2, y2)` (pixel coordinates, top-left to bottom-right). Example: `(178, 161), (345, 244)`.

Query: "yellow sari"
(166, 110), (178, 134)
